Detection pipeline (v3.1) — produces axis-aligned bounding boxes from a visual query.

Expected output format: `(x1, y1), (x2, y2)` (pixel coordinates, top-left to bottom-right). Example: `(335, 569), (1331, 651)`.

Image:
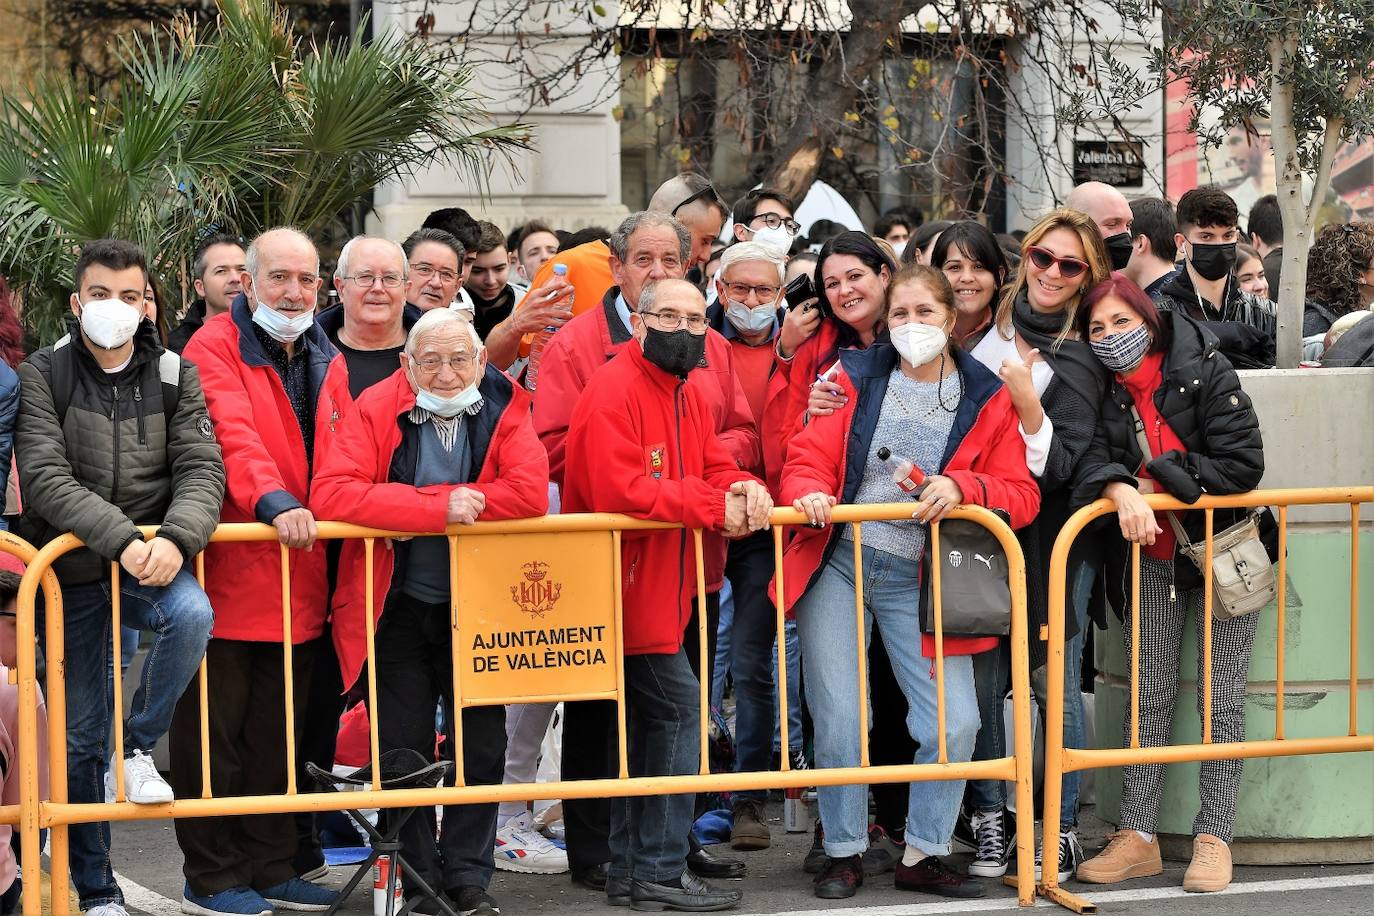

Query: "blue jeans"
(41, 568), (214, 909)
(969, 561), (1093, 827)
(773, 619), (803, 755)
(608, 649), (700, 883)
(795, 544), (979, 857)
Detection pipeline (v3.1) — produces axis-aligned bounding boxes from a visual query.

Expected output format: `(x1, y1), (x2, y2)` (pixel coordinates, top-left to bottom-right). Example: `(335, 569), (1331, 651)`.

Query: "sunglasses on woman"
(1027, 246), (1089, 279)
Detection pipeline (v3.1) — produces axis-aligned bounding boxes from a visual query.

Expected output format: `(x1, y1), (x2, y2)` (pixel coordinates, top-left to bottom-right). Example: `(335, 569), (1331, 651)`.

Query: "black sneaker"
(860, 824), (903, 876)
(813, 854), (862, 900)
(967, 808), (1009, 877)
(894, 856), (986, 899)
(802, 820), (828, 874)
(1036, 828), (1084, 884)
(450, 886), (499, 916)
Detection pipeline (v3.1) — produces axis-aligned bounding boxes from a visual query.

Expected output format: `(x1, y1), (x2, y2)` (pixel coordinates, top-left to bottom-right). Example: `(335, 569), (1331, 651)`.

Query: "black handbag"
(919, 511), (1013, 637)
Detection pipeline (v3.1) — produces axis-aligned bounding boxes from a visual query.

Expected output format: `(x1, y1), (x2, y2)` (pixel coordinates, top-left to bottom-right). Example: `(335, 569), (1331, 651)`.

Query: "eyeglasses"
(671, 184), (722, 217)
(751, 213), (801, 235)
(344, 273), (405, 289)
(641, 309), (708, 332)
(413, 354), (476, 372)
(1027, 247), (1089, 279)
(723, 282), (782, 301)
(411, 264), (459, 284)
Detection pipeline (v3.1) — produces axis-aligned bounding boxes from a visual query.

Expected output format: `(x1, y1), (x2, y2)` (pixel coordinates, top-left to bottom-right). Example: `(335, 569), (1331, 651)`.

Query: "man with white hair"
(317, 235), (418, 397)
(704, 241), (786, 850)
(174, 227), (349, 916)
(312, 310), (549, 916)
(1065, 181), (1135, 271)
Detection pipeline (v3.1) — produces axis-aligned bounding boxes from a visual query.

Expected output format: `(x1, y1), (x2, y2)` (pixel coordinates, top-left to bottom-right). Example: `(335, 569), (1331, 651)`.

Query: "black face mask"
(1104, 232), (1134, 271)
(642, 326), (706, 378)
(1188, 241), (1238, 281)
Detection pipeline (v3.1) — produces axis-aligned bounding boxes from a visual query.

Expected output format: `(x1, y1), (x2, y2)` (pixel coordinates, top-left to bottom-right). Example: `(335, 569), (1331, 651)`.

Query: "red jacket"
(532, 288), (759, 589)
(777, 345), (1040, 656)
(310, 367), (549, 687)
(760, 320), (845, 495)
(183, 302), (351, 644)
(562, 344), (757, 654)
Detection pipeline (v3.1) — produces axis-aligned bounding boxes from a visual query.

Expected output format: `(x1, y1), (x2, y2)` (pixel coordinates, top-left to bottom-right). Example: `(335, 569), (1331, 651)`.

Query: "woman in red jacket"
(779, 265), (1039, 902)
(761, 231), (894, 493)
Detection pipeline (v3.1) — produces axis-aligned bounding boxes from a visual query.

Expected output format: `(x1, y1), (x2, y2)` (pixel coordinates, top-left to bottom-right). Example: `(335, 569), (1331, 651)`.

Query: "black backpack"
(41, 334), (182, 428)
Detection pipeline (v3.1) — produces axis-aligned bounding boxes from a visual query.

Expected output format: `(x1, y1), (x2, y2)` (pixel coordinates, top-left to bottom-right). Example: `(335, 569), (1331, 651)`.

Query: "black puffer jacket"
(17, 319), (225, 583)
(1071, 311), (1268, 613)
(1154, 270), (1275, 369)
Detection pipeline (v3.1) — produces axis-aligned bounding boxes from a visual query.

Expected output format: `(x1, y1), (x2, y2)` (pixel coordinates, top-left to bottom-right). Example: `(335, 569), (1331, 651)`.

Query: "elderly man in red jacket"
(311, 309), (548, 916)
(533, 211), (759, 890)
(171, 227), (349, 916)
(563, 278), (772, 913)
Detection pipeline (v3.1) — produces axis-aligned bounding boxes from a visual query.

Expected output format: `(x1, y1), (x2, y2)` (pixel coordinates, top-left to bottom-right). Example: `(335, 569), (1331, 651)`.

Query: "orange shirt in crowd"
(519, 241), (616, 356)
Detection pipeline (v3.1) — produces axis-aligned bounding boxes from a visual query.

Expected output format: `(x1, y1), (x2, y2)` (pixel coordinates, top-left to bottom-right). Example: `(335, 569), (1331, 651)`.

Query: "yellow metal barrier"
(16, 502), (1036, 915)
(1038, 486), (1374, 913)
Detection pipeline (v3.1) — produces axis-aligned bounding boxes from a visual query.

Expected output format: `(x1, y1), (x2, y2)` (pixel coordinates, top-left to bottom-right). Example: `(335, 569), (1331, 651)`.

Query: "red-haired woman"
(1071, 274), (1267, 894)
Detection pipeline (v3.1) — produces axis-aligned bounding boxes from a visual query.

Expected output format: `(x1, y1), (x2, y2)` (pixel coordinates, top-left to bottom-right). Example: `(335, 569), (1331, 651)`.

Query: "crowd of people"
(0, 172), (1368, 916)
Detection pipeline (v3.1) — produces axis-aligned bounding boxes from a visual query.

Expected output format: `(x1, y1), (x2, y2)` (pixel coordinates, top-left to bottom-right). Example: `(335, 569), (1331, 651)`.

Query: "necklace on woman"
(892, 354), (962, 418)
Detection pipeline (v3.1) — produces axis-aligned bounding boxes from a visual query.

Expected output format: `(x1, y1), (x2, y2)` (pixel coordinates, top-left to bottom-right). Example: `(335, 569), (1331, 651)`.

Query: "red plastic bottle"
(877, 446), (925, 495)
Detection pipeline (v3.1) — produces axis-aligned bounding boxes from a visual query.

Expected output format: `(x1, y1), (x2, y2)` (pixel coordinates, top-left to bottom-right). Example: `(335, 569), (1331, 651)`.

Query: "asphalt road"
(94, 803), (1373, 916)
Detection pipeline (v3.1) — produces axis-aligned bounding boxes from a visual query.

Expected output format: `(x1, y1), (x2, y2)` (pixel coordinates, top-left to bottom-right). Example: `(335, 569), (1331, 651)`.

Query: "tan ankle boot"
(1075, 830), (1163, 884)
(1183, 834), (1232, 892)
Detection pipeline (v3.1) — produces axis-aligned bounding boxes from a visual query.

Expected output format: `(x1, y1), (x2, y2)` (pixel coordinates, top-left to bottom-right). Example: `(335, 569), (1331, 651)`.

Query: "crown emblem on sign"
(511, 561), (562, 618)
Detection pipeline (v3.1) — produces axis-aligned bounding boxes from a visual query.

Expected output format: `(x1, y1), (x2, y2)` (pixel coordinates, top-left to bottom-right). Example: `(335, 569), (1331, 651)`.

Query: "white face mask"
(723, 297), (777, 335)
(749, 223), (795, 255)
(889, 321), (948, 368)
(79, 298), (142, 350)
(890, 240), (908, 261)
(415, 381), (481, 418)
(252, 302), (314, 343)
(410, 354), (485, 419)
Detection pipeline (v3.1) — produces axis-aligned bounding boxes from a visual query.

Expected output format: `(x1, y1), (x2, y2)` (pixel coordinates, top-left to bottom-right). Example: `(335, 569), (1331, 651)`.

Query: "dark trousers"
(292, 628), (346, 874)
(371, 595), (506, 893)
(169, 638), (315, 895)
(722, 532), (777, 804)
(564, 592), (720, 869)
(607, 650), (701, 882)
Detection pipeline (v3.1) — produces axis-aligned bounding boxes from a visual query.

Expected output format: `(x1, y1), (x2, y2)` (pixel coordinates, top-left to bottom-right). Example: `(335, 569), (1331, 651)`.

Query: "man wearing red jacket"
(532, 212), (758, 889)
(311, 309), (548, 916)
(171, 227), (348, 916)
(563, 279), (772, 912)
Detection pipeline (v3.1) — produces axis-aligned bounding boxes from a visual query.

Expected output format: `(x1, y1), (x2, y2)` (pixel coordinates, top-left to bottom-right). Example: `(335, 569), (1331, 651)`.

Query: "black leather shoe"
(685, 846), (747, 879)
(606, 876), (631, 907)
(630, 871), (742, 912)
(570, 861), (610, 892)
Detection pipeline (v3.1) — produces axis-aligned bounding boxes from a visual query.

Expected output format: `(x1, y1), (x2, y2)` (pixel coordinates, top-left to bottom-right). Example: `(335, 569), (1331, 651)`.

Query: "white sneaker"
(86, 904), (130, 916)
(123, 749), (174, 804)
(493, 811), (568, 874)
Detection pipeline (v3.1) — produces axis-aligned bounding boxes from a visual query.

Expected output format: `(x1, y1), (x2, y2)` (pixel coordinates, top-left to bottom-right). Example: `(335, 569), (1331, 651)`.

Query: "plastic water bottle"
(877, 446), (925, 495)
(525, 263), (572, 392)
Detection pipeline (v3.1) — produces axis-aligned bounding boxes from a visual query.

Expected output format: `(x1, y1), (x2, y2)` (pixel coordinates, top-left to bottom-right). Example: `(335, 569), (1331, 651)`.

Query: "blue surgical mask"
(415, 380), (482, 419)
(723, 297), (777, 335)
(251, 302), (314, 343)
(1089, 324), (1152, 373)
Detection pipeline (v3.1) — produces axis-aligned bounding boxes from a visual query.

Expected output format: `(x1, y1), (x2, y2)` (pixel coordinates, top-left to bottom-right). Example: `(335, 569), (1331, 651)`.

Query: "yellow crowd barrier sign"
(457, 532), (619, 703)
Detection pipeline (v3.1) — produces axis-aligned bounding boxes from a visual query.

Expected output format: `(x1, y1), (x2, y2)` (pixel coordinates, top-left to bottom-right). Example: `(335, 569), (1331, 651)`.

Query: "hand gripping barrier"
(1038, 486), (1374, 913)
(15, 502), (1037, 915)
